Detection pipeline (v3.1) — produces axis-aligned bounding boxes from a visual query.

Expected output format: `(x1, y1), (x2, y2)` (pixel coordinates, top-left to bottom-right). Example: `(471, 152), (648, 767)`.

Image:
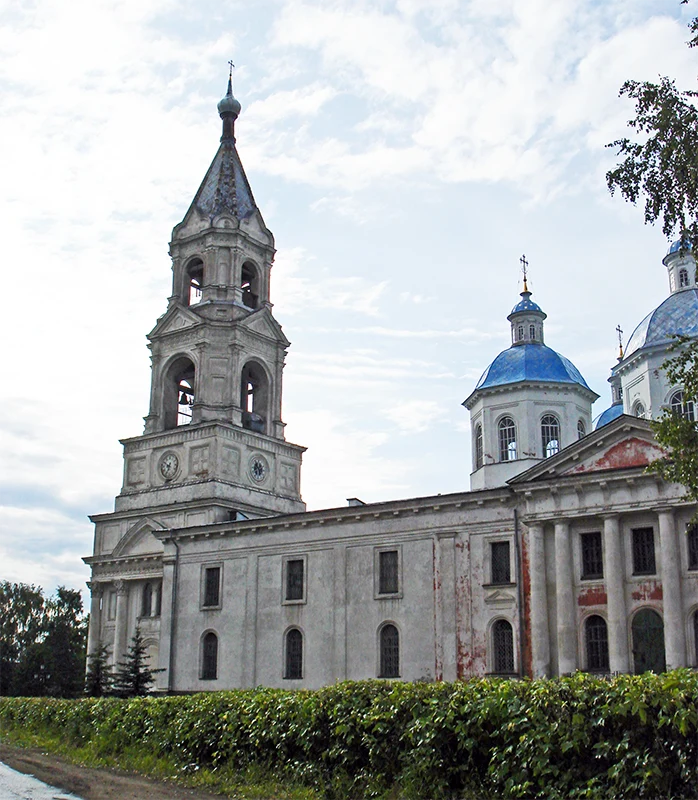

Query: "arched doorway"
(631, 609), (666, 674)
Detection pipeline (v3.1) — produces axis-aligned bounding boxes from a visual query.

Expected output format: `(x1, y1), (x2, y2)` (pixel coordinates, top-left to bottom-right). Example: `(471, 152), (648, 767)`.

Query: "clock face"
(159, 452), (180, 481)
(249, 455), (268, 483)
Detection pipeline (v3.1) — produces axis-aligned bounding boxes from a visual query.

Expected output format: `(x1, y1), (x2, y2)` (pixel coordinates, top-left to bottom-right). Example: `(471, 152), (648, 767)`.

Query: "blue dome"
(667, 239), (693, 255)
(624, 288), (698, 358)
(474, 343), (592, 391)
(594, 403), (624, 430)
(509, 291), (544, 317)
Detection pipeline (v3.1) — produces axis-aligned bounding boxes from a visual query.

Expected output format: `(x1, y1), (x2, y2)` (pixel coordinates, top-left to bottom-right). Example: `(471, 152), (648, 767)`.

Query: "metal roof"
(474, 343), (592, 391)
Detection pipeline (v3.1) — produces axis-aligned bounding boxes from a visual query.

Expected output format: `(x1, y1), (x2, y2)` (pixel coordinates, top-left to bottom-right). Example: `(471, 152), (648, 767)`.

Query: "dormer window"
(680, 268), (690, 288)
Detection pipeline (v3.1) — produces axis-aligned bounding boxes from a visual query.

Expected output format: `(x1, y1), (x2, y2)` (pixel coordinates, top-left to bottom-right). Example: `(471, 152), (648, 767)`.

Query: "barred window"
(577, 419), (586, 439)
(203, 566), (221, 607)
(379, 550), (399, 595)
(490, 542), (511, 585)
(671, 390), (695, 421)
(585, 615), (609, 672)
(492, 619), (514, 673)
(688, 525), (698, 571)
(379, 624), (400, 678)
(632, 528), (656, 575)
(498, 417), (517, 461)
(541, 414), (560, 458)
(284, 628), (303, 679)
(475, 424), (483, 470)
(581, 532), (603, 579)
(141, 583), (153, 617)
(201, 632), (218, 680)
(286, 559), (304, 601)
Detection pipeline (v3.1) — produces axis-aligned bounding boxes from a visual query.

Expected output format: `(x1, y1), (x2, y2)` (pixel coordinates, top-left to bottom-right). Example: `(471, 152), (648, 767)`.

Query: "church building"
(84, 79), (698, 690)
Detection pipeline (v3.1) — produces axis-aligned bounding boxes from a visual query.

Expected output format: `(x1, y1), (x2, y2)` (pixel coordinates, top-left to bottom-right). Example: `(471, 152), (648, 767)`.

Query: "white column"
(658, 509), (686, 668)
(529, 523), (550, 677)
(603, 515), (629, 673)
(86, 582), (102, 659)
(113, 580), (130, 666)
(555, 521), (577, 674)
(158, 554), (177, 691)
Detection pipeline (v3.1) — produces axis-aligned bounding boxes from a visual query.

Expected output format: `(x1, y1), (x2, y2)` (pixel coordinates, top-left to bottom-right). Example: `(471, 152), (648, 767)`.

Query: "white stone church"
(84, 80), (698, 690)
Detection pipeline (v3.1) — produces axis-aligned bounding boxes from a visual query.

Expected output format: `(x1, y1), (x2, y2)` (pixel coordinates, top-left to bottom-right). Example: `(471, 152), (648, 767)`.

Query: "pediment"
(509, 416), (663, 484)
(148, 305), (201, 339)
(239, 306), (290, 346)
(111, 517), (166, 558)
(484, 588), (516, 605)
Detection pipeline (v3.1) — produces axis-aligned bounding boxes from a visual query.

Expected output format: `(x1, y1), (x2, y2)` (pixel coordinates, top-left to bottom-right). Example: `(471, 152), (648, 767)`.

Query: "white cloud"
(383, 400), (448, 433)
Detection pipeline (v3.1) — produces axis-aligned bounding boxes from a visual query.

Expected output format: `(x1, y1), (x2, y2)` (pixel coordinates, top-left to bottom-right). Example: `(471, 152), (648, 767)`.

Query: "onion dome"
(624, 289), (698, 358)
(508, 291), (546, 318)
(665, 238), (693, 258)
(218, 76), (241, 122)
(474, 345), (592, 392)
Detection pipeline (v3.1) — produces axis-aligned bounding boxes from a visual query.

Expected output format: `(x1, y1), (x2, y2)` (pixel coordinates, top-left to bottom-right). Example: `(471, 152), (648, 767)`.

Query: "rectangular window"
(490, 542), (511, 585)
(379, 550), (399, 595)
(286, 559), (304, 601)
(107, 591), (117, 621)
(581, 532), (603, 579)
(203, 566), (221, 608)
(688, 525), (698, 571)
(632, 528), (656, 575)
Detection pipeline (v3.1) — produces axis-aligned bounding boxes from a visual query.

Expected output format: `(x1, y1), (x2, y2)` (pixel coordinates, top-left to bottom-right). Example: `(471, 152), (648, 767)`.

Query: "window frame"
(585, 614), (610, 673)
(474, 423), (483, 470)
(631, 527), (657, 576)
(491, 618), (516, 675)
(498, 416), (517, 462)
(378, 623), (400, 679)
(374, 546), (402, 599)
(670, 389), (695, 421)
(488, 540), (512, 586)
(282, 555), (307, 605)
(577, 419), (586, 439)
(283, 627), (304, 680)
(201, 564), (223, 610)
(580, 531), (604, 580)
(200, 630), (218, 681)
(541, 413), (561, 458)
(687, 524), (698, 571)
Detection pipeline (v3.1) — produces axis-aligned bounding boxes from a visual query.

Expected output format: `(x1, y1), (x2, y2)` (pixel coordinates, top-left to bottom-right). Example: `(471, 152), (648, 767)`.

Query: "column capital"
(115, 579), (129, 596)
(86, 581), (103, 598)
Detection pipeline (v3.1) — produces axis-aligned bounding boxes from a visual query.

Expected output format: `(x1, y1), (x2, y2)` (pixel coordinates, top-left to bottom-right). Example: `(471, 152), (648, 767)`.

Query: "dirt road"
(0, 744), (225, 800)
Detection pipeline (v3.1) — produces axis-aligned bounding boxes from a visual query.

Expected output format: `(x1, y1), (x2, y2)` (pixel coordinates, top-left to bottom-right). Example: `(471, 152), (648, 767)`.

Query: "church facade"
(84, 80), (698, 691)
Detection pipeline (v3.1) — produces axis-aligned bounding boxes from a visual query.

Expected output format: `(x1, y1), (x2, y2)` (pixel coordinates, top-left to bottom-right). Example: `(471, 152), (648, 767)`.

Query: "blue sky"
(1, 0), (695, 594)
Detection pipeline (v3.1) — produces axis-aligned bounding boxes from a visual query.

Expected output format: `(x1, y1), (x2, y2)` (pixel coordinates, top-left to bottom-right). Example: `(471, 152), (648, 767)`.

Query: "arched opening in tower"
(241, 262), (259, 309)
(163, 356), (196, 429)
(187, 258), (204, 306)
(241, 361), (268, 433)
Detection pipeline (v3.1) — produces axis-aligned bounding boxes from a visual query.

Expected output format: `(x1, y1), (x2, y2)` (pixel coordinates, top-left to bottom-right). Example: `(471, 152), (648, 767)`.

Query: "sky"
(1, 0), (696, 596)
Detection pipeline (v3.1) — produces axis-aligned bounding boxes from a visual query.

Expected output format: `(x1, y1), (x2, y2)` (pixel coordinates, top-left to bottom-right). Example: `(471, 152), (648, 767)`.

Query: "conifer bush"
(0, 671), (697, 799)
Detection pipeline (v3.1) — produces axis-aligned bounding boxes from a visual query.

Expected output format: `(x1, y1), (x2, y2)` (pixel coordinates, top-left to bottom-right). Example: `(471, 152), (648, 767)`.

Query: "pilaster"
(603, 515), (629, 673)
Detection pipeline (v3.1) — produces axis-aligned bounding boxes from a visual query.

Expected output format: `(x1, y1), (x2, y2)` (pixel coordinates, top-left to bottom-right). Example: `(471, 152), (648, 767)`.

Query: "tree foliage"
(112, 627), (161, 697)
(85, 642), (114, 697)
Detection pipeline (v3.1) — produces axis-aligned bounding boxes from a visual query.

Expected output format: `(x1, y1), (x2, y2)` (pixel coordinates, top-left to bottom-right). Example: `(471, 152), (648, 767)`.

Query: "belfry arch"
(162, 355), (196, 430)
(240, 360), (270, 433)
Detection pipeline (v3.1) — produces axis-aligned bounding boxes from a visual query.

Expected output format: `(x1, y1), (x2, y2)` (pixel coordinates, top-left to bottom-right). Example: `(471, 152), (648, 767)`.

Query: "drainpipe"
(167, 536), (180, 694)
(514, 508), (525, 677)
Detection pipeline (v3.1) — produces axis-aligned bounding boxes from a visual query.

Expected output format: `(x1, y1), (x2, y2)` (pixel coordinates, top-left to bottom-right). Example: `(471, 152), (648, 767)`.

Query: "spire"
(217, 63), (242, 141)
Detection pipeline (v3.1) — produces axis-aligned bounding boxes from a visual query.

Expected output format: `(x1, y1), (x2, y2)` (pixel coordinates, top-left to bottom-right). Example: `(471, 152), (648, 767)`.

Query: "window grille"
(634, 402), (645, 418)
(379, 624), (400, 678)
(517, 325), (524, 341)
(490, 542), (511, 584)
(286, 559), (304, 601)
(577, 419), (586, 439)
(680, 268), (689, 288)
(475, 424), (483, 469)
(541, 414), (560, 458)
(581, 532), (603, 579)
(285, 628), (303, 679)
(379, 550), (399, 594)
(203, 566), (221, 607)
(492, 620), (514, 673)
(201, 632), (218, 680)
(498, 417), (517, 461)
(688, 525), (698, 571)
(585, 615), (609, 672)
(671, 390), (695, 421)
(632, 528), (656, 575)
(141, 583), (153, 617)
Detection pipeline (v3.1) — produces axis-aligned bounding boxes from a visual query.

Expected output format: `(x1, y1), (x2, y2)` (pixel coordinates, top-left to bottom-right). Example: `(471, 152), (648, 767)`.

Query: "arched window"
(474, 424), (483, 469)
(541, 414), (560, 458)
(379, 624), (400, 678)
(241, 262), (259, 309)
(517, 325), (524, 342)
(679, 268), (689, 288)
(492, 619), (514, 673)
(284, 628), (303, 679)
(186, 258), (204, 306)
(633, 402), (645, 418)
(201, 632), (218, 680)
(585, 615), (609, 672)
(163, 357), (196, 430)
(577, 419), (586, 439)
(498, 417), (517, 461)
(241, 361), (268, 433)
(671, 390), (695, 421)
(529, 324), (535, 341)
(141, 583), (153, 617)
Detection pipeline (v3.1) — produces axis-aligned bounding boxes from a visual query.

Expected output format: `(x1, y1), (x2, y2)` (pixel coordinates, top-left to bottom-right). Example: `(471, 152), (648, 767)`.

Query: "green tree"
(0, 582), (46, 695)
(113, 627), (162, 697)
(85, 642), (114, 697)
(607, 2), (698, 496)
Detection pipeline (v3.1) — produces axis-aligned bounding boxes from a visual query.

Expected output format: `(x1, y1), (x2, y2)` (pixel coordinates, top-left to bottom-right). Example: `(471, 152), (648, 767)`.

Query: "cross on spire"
(520, 254), (529, 292)
(616, 324), (624, 360)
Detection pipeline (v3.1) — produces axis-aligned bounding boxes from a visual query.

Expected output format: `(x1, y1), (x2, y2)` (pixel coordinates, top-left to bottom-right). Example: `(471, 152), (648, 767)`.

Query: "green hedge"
(1, 671), (697, 798)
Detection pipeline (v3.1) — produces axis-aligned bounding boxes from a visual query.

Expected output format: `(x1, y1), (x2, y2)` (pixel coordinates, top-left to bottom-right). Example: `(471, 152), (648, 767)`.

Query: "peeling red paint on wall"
(577, 586), (607, 606)
(568, 438), (664, 474)
(455, 537), (472, 679)
(520, 530), (533, 678)
(631, 581), (663, 602)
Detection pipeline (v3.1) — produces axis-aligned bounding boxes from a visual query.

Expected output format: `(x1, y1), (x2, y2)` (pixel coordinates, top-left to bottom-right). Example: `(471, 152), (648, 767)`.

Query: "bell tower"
(98, 78), (306, 527)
